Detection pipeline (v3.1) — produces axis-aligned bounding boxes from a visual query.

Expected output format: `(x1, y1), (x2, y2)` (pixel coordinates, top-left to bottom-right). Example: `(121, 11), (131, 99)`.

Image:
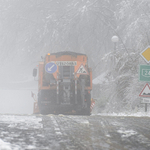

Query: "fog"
(0, 79), (37, 114)
(0, 0), (150, 114)
(0, 90), (33, 114)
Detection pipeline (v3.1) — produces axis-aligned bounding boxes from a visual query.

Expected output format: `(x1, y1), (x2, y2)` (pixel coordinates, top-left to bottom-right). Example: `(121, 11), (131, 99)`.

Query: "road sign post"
(145, 103), (147, 112)
(139, 46), (150, 112)
(141, 98), (150, 112)
(139, 84), (150, 112)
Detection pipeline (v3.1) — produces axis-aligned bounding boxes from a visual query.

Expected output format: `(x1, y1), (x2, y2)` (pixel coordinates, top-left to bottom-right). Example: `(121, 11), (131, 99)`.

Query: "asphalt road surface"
(0, 114), (150, 150)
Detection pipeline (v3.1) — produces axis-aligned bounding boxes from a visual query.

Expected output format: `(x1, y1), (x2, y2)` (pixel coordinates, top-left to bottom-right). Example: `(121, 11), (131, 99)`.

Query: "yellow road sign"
(140, 46), (150, 63)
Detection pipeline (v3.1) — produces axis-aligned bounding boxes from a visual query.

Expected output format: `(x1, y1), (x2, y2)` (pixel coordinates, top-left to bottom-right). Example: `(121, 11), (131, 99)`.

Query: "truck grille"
(59, 66), (74, 79)
(63, 66), (70, 77)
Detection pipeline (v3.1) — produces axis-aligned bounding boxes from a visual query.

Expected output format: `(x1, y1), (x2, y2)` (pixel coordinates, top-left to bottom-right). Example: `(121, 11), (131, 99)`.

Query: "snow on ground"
(92, 72), (108, 84)
(0, 115), (43, 150)
(0, 139), (22, 150)
(0, 139), (12, 150)
(0, 115), (42, 129)
(95, 112), (150, 117)
(117, 128), (137, 138)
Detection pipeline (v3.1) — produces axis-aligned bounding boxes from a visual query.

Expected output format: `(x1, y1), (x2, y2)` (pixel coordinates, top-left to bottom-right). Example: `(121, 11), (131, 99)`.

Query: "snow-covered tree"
(115, 0), (150, 51)
(93, 49), (147, 113)
(0, 0), (118, 80)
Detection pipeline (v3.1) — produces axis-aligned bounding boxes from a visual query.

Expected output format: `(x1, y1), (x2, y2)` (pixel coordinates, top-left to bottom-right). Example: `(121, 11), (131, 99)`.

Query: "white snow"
(117, 128), (137, 138)
(26, 145), (36, 150)
(0, 139), (21, 150)
(0, 139), (12, 150)
(96, 112), (150, 117)
(0, 115), (42, 149)
(67, 116), (90, 127)
(92, 72), (108, 85)
(55, 132), (62, 135)
(80, 120), (90, 127)
(50, 116), (62, 136)
(0, 115), (43, 129)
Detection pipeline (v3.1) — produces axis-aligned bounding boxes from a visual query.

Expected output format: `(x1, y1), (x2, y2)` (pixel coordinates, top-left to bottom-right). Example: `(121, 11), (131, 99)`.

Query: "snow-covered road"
(0, 114), (150, 150)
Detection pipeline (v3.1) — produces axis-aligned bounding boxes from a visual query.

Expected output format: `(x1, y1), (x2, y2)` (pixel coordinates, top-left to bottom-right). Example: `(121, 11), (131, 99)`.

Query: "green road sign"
(139, 65), (150, 81)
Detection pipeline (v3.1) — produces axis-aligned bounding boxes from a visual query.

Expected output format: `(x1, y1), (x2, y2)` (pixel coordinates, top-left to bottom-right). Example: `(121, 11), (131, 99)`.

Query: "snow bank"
(0, 115), (42, 129)
(95, 112), (150, 117)
(0, 139), (22, 150)
(0, 139), (12, 150)
(92, 72), (108, 85)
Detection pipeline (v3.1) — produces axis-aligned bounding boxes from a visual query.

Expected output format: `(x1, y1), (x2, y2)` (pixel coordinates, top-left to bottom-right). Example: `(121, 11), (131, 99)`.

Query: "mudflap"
(38, 103), (91, 115)
(38, 92), (91, 116)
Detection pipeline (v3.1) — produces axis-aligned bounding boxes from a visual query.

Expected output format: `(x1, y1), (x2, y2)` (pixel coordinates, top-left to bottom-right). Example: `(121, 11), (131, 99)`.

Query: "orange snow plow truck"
(33, 51), (92, 115)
